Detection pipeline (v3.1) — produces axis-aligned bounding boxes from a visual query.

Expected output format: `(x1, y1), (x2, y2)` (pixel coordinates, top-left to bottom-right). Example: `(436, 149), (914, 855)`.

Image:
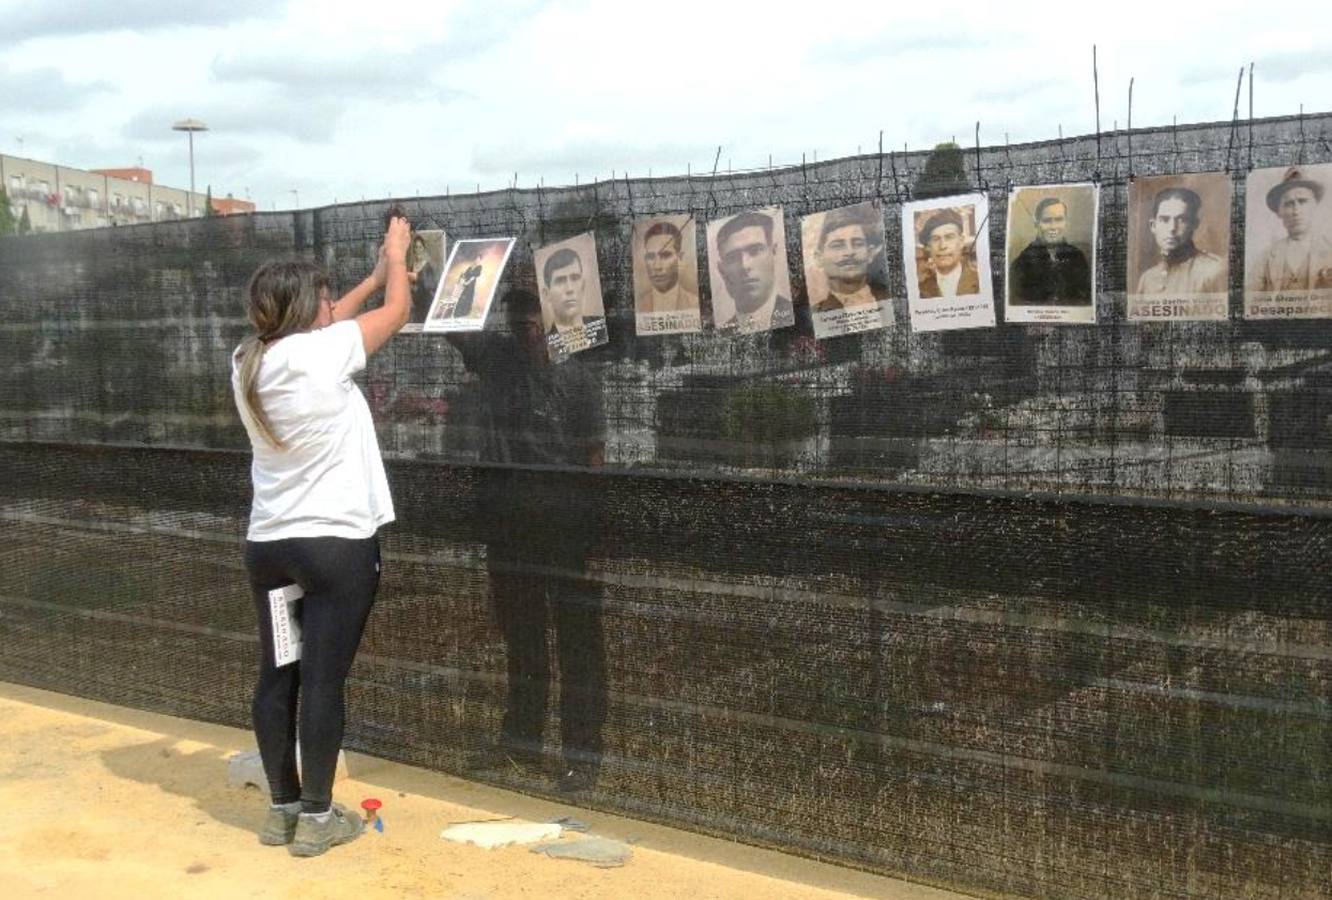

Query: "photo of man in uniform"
(636, 220), (698, 314)
(709, 208), (794, 333)
(1250, 166), (1332, 292)
(1136, 187), (1227, 295)
(1010, 197), (1092, 304)
(917, 208), (979, 298)
(809, 204), (890, 312)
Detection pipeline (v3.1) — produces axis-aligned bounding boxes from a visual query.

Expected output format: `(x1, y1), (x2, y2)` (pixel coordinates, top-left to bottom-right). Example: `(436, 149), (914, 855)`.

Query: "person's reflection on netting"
(448, 289), (607, 793)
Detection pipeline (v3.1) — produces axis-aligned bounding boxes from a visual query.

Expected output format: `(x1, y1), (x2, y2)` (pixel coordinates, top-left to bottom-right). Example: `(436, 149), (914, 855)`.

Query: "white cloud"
(0, 0), (280, 45)
(0, 64), (111, 114)
(0, 0), (1328, 209)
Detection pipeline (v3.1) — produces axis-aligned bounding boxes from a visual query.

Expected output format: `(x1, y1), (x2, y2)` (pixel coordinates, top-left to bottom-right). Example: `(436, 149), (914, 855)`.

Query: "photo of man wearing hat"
(902, 194), (996, 331)
(1250, 165), (1332, 293)
(916, 207), (981, 298)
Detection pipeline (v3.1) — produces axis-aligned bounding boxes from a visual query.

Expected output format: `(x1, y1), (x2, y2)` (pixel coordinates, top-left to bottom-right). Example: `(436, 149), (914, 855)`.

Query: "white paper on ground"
(440, 822), (562, 849)
(268, 583), (304, 667)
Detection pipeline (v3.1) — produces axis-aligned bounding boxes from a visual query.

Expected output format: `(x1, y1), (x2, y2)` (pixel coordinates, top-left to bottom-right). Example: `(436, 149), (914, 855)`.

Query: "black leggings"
(246, 535), (380, 812)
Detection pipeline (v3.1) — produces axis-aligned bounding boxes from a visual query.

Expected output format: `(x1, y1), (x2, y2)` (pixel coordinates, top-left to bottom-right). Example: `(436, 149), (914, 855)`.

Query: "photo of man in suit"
(1243, 162), (1332, 319)
(1250, 166), (1332, 293)
(808, 203), (890, 312)
(535, 232), (608, 358)
(709, 208), (794, 334)
(544, 248), (593, 334)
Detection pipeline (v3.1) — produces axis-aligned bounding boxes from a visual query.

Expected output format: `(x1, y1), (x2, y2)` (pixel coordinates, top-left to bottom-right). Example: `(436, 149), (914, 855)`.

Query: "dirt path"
(0, 682), (965, 900)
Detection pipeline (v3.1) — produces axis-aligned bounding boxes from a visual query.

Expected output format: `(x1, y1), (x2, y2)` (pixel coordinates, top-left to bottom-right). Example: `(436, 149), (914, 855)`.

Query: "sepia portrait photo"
(1244, 163), (1332, 319)
(706, 206), (795, 335)
(632, 214), (702, 336)
(800, 201), (893, 339)
(1004, 183), (1098, 324)
(422, 237), (515, 333)
(402, 229), (447, 332)
(1127, 173), (1230, 321)
(901, 193), (995, 332)
(534, 231), (608, 359)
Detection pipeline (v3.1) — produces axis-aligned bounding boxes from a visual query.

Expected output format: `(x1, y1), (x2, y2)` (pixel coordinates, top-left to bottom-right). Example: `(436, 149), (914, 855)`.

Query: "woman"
(450, 249), (484, 318)
(231, 215), (411, 857)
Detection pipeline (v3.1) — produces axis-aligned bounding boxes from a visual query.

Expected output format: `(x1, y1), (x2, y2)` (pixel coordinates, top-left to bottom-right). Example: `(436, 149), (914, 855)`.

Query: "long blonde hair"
(235, 261), (330, 448)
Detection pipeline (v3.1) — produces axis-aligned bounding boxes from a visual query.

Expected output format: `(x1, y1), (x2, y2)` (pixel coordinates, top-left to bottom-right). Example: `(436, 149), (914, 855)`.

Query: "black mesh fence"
(0, 114), (1329, 898)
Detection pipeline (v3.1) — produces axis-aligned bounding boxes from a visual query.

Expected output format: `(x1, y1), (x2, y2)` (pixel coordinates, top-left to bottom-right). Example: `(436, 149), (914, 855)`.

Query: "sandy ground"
(0, 682), (966, 900)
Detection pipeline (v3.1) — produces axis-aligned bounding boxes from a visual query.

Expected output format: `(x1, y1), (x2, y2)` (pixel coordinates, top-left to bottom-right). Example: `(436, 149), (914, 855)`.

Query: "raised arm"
(331, 244), (388, 323)
(356, 216), (412, 357)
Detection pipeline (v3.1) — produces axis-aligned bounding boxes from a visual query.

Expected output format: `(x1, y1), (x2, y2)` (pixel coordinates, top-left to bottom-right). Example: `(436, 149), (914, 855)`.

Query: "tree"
(0, 188), (16, 235)
(18, 205), (32, 235)
(203, 184), (216, 217)
(914, 142), (970, 200)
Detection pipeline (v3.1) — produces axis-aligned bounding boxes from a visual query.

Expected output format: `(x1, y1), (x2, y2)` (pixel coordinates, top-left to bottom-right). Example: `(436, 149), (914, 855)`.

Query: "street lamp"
(171, 118), (208, 213)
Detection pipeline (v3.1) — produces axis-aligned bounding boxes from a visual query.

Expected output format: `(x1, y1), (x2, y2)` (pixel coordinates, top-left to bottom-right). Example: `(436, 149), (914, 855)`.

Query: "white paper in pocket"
(268, 583), (304, 667)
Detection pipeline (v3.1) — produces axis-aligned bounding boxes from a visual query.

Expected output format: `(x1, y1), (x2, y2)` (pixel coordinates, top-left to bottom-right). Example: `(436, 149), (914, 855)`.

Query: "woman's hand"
(369, 242), (389, 289)
(384, 216), (411, 266)
(337, 215), (410, 319)
(356, 215), (414, 356)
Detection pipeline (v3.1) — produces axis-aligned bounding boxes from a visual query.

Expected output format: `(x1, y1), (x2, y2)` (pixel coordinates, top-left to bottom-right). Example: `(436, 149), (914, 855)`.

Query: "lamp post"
(171, 118), (208, 215)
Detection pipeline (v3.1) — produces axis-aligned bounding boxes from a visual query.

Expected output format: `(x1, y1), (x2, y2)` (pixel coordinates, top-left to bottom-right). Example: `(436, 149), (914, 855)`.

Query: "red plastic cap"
(361, 798), (382, 811)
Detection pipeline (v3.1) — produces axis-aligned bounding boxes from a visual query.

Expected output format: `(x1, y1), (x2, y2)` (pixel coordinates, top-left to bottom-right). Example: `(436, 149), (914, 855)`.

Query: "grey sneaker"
(289, 804), (364, 857)
(258, 805), (299, 845)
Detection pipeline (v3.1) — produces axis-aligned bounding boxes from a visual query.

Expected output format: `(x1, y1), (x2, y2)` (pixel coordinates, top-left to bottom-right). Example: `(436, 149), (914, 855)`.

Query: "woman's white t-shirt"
(231, 320), (394, 541)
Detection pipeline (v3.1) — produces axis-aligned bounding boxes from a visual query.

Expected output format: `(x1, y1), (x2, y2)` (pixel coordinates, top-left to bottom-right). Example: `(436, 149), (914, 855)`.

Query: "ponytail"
(235, 334), (284, 449)
(238, 260), (329, 449)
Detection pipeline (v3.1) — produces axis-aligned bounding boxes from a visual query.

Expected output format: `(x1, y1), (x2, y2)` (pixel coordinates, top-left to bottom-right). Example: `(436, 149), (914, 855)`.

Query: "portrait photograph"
(632, 214), (702, 336)
(1004, 183), (1098, 324)
(901, 193), (995, 332)
(402, 228), (447, 332)
(422, 237), (515, 333)
(1244, 162), (1332, 319)
(705, 206), (795, 335)
(1127, 173), (1230, 321)
(799, 201), (894, 339)
(534, 231), (608, 359)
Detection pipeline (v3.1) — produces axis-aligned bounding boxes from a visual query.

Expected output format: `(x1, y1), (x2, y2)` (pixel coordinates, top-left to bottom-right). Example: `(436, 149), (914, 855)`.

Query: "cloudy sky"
(2, 0), (1329, 210)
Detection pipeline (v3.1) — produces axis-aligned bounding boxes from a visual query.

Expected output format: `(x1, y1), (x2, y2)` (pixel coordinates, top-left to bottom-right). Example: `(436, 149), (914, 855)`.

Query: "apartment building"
(0, 154), (255, 232)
